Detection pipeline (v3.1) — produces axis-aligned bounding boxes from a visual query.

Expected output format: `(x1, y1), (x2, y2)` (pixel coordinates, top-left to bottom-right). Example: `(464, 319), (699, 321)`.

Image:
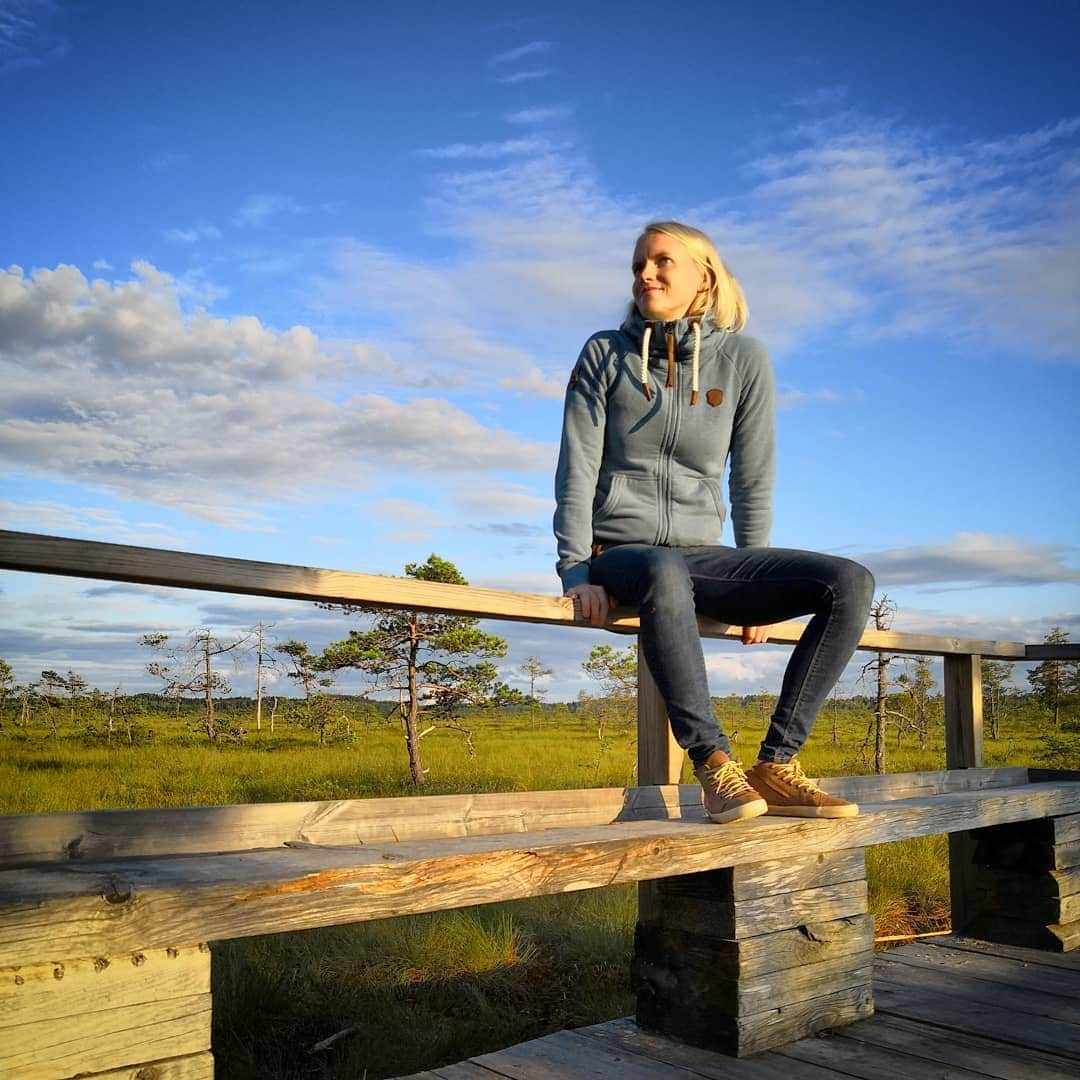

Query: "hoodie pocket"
(593, 473), (657, 541)
(670, 474), (727, 544)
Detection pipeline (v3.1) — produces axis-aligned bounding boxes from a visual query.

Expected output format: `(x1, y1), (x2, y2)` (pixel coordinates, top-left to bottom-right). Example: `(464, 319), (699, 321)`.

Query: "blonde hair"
(633, 220), (748, 332)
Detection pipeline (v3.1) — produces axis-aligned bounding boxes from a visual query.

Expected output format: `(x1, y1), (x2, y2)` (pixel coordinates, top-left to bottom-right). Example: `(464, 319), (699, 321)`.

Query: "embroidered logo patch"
(706, 388), (724, 407)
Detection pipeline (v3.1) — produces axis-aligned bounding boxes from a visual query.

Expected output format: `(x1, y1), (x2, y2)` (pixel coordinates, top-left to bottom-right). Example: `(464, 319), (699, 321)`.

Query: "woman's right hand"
(564, 584), (615, 628)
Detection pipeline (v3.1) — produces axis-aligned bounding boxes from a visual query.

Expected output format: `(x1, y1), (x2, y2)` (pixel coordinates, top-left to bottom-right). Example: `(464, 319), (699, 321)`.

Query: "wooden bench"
(2, 767), (1078, 1077)
(2, 530), (1079, 1077)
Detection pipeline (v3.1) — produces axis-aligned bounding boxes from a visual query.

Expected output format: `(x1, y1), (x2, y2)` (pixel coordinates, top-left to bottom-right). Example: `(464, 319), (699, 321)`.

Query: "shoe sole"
(761, 804), (860, 818)
(706, 798), (769, 824)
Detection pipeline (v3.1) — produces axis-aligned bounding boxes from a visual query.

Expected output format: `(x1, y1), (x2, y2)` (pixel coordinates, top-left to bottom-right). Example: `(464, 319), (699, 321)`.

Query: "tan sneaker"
(695, 759), (769, 824)
(745, 757), (859, 818)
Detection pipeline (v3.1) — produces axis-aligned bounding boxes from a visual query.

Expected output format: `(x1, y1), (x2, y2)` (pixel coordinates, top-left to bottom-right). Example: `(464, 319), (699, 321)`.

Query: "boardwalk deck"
(396, 936), (1080, 1079)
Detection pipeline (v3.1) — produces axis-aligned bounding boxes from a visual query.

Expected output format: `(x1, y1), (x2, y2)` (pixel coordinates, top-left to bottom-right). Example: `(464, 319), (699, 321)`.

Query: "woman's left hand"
(741, 625), (773, 645)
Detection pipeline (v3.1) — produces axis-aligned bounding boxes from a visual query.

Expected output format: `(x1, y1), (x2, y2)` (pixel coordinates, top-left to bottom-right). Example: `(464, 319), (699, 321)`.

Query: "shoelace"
(703, 761), (753, 798)
(775, 759), (822, 795)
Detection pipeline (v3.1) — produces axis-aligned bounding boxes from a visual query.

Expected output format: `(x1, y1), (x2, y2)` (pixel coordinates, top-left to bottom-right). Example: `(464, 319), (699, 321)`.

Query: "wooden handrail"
(1, 530), (1062, 659)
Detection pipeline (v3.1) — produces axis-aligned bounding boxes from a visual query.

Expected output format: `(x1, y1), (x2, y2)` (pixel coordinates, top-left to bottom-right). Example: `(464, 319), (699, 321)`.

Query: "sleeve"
(553, 339), (609, 591)
(727, 338), (776, 548)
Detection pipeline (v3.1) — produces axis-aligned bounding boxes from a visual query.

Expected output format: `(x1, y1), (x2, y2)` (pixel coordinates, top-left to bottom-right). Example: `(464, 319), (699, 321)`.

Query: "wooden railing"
(1, 529), (1078, 1078)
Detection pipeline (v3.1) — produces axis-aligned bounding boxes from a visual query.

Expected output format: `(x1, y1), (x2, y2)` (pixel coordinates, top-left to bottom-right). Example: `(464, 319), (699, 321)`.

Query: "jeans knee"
(836, 558), (875, 611)
(639, 549), (694, 610)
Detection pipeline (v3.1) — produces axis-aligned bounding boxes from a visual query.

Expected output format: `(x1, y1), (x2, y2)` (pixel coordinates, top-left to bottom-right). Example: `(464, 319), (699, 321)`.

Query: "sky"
(2, 0), (1078, 704)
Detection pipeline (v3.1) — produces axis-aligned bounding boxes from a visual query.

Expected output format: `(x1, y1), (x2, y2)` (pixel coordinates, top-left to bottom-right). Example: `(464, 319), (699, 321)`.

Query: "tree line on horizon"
(1, 555), (1077, 784)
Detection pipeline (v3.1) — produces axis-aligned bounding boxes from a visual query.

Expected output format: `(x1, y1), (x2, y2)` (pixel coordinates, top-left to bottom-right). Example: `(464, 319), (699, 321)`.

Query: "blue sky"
(2, 0), (1078, 703)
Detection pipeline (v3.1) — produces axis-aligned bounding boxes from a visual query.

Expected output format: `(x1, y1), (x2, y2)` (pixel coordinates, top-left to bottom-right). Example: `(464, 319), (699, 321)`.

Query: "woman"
(554, 221), (874, 824)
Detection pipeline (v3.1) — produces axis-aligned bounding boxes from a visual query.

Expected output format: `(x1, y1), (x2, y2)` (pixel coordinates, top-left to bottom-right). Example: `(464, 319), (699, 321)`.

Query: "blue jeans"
(588, 544), (875, 766)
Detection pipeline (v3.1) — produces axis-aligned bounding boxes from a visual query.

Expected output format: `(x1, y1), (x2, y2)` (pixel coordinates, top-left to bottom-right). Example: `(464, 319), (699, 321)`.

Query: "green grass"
(0, 697), (1065, 1078)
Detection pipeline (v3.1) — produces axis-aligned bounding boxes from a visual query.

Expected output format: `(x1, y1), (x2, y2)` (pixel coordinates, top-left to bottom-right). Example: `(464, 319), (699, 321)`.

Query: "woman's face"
(632, 231), (707, 322)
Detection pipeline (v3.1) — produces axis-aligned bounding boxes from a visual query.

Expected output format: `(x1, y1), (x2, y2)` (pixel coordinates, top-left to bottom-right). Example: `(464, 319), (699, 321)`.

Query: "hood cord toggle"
(639, 319), (703, 404)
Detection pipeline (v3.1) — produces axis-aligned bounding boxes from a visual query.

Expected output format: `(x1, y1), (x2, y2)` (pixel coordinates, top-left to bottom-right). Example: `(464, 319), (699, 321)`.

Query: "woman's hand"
(565, 584), (615, 628)
(741, 625), (773, 645)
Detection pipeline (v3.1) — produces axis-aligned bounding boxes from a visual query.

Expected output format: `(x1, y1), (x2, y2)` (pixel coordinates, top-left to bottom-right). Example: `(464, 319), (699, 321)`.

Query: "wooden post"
(945, 653), (983, 934)
(633, 851), (874, 1056)
(0, 943), (213, 1079)
(950, 813), (1080, 951)
(636, 644), (682, 786)
(636, 643), (684, 922)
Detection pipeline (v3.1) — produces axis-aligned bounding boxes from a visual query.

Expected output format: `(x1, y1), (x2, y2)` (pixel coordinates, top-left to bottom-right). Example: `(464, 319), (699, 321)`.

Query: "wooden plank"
(872, 975), (1080, 1059)
(945, 653), (983, 769)
(972, 864), (1080, 901)
(396, 1065), (512, 1080)
(0, 992), (212, 1080)
(472, 1027), (705, 1078)
(646, 879), (868, 939)
(0, 943), (209, 1029)
(676, 850), (867, 902)
(777, 1029), (994, 1080)
(962, 914), (1080, 952)
(928, 934), (1080, 971)
(0, 530), (1032, 657)
(72, 1051), (215, 1080)
(1027, 644), (1080, 660)
(0, 768), (1031, 868)
(834, 1012), (1080, 1080)
(636, 914), (875, 983)
(879, 940), (1080, 1001)
(3, 784), (1079, 964)
(875, 951), (1080, 1022)
(579, 1017), (843, 1079)
(972, 884), (1080, 926)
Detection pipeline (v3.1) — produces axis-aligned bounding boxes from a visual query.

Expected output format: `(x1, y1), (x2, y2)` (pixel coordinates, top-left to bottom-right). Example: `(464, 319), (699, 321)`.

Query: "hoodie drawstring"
(639, 324), (653, 400)
(639, 319), (703, 405)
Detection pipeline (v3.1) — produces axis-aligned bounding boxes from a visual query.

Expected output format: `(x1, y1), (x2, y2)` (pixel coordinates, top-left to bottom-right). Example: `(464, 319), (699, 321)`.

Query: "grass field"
(0, 695), (1068, 1078)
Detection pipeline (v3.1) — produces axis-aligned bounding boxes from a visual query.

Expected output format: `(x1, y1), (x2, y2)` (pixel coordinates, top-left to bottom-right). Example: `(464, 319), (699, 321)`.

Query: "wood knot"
(131, 953), (146, 967)
(94, 957), (110, 973)
(166, 947), (180, 958)
(14, 974), (24, 986)
(65, 835), (84, 859)
(53, 964), (65, 980)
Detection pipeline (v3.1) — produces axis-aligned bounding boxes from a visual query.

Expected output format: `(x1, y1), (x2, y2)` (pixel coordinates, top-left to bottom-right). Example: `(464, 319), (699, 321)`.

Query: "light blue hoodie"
(554, 310), (776, 590)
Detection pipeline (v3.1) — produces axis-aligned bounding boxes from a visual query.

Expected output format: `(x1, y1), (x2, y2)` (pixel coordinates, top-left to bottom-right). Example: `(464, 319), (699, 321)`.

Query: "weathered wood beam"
(1, 782), (1077, 967)
(0, 768), (1030, 869)
(0, 530), (1033, 656)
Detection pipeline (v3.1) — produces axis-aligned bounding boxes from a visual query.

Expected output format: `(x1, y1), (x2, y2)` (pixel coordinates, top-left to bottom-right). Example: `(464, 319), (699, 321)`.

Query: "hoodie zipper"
(657, 322), (681, 545)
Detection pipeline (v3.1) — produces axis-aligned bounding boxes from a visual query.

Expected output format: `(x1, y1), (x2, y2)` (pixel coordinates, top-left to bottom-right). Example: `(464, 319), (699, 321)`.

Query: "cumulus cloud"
(0, 262), (553, 519)
(0, 500), (185, 548)
(859, 533), (1080, 589)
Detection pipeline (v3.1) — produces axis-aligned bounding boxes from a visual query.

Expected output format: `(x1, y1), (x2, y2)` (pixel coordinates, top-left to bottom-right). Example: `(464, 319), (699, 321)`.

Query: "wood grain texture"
(578, 1018), (844, 1079)
(0, 531), (1032, 656)
(832, 1012), (1080, 1080)
(0, 768), (1030, 869)
(643, 879), (868, 939)
(0, 992), (211, 1080)
(944, 653), (983, 769)
(0, 943), (209, 1029)
(928, 933), (1080, 971)
(636, 648), (682, 787)
(635, 915), (875, 983)
(67, 1051), (215, 1080)
(872, 973), (1080, 1059)
(3, 783), (1078, 966)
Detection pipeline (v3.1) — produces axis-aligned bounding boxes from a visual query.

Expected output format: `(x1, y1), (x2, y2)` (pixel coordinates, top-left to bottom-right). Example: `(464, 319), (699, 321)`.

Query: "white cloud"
(234, 194), (307, 227)
(776, 387), (839, 410)
(0, 500), (186, 548)
(497, 366), (565, 399)
(0, 262), (554, 519)
(488, 41), (551, 67)
(92, 259), (113, 271)
(163, 223), (221, 244)
(418, 137), (555, 160)
(0, 0), (67, 73)
(859, 533), (1080, 589)
(495, 70), (551, 85)
(453, 484), (553, 521)
(506, 105), (575, 125)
